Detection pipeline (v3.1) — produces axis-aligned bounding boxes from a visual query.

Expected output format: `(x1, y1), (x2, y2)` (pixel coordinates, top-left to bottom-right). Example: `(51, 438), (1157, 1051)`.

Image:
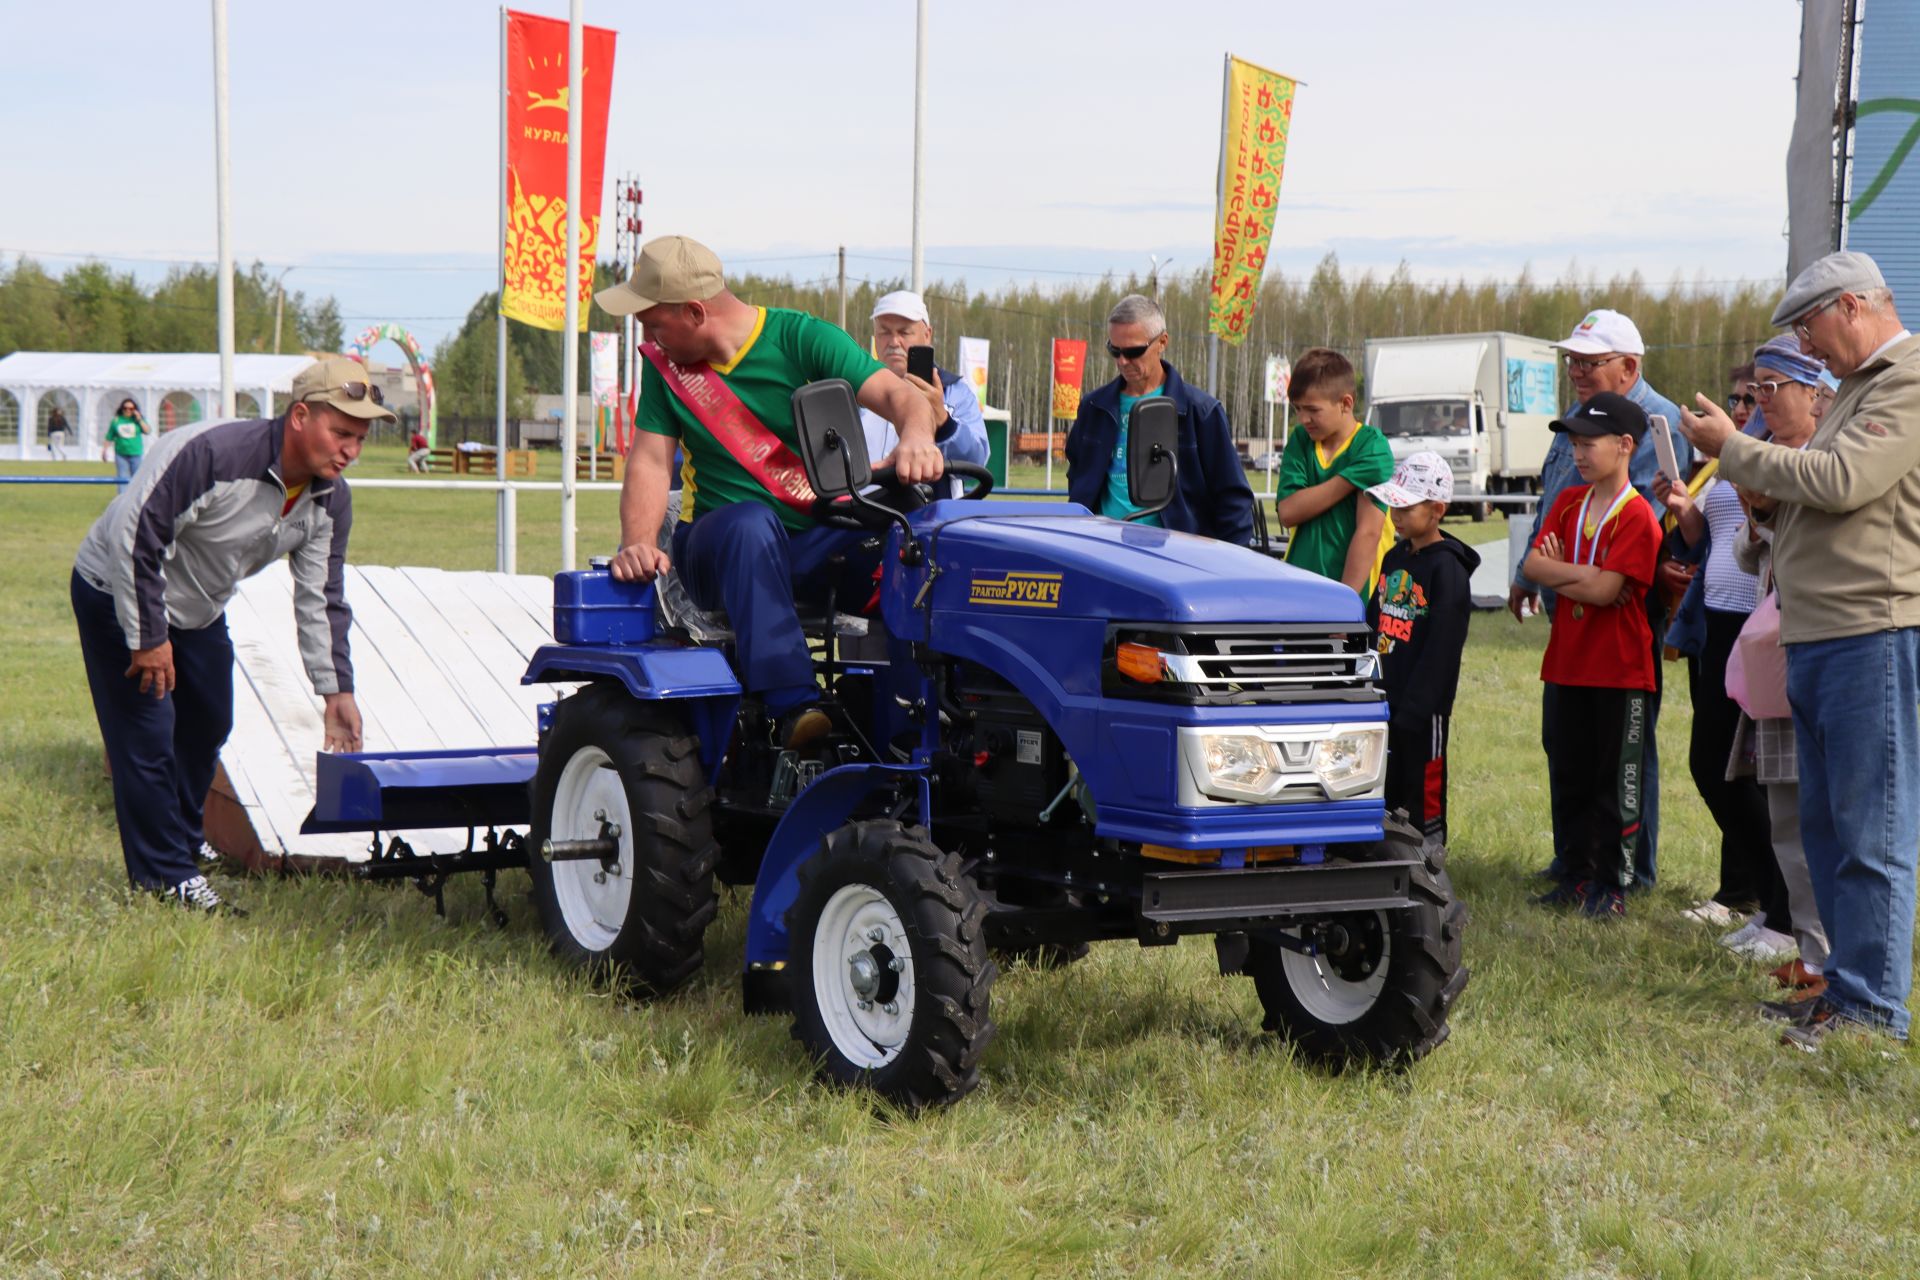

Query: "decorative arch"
(348, 323), (436, 445)
(0, 389), (18, 447)
(36, 389), (79, 454)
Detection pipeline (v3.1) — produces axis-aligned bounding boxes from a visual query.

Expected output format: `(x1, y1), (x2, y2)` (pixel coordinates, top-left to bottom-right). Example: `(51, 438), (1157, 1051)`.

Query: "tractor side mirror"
(1125, 397), (1179, 521)
(791, 379), (872, 499)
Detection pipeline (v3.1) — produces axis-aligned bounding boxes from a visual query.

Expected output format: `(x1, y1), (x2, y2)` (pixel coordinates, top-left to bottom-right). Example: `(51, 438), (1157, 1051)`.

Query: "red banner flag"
(1050, 339), (1087, 419)
(503, 11), (617, 331)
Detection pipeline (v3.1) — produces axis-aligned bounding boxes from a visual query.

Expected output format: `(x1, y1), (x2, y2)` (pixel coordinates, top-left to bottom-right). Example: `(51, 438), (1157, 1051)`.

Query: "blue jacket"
(1514, 375), (1691, 609)
(1065, 360), (1254, 545)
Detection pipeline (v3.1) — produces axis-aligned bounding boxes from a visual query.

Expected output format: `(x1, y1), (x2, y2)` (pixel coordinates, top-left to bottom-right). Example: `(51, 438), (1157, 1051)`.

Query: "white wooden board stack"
(223, 562), (560, 862)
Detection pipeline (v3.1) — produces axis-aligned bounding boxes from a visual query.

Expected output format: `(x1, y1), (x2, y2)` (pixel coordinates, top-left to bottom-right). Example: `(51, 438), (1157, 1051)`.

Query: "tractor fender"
(521, 643), (740, 782)
(744, 762), (930, 973)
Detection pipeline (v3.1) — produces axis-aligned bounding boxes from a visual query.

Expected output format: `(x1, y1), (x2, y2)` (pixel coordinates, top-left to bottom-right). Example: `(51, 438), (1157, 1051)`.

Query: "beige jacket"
(1717, 333), (1920, 645)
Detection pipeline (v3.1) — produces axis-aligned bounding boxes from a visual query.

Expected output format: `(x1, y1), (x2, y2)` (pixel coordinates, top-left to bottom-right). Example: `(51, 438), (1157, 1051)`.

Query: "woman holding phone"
(104, 397), (152, 492)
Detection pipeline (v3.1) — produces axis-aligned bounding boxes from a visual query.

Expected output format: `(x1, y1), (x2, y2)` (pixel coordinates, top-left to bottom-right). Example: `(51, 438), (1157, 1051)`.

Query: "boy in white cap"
(1368, 452), (1480, 847)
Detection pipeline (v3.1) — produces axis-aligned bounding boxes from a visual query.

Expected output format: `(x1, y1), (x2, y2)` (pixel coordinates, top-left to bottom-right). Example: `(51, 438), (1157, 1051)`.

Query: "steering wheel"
(810, 461), (996, 530)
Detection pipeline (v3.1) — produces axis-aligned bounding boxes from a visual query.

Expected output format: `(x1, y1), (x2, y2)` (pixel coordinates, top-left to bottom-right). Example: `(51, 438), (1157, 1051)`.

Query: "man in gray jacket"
(71, 356), (388, 911)
(1679, 251), (1920, 1048)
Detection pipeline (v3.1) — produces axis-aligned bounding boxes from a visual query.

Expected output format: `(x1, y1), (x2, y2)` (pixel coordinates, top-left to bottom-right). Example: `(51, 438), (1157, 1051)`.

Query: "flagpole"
(496, 6), (514, 573)
(911, 0), (928, 292)
(1207, 52), (1228, 399)
(560, 0), (583, 571)
(1045, 338), (1055, 492)
(210, 0), (235, 417)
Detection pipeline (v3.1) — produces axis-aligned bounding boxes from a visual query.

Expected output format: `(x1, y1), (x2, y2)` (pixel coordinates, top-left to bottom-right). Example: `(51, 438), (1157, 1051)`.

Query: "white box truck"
(1362, 332), (1561, 515)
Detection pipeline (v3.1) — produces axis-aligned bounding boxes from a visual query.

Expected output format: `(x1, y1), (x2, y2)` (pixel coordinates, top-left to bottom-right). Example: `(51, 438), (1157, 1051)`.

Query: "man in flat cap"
(1680, 250), (1920, 1049)
(862, 289), (988, 497)
(598, 236), (943, 748)
(72, 356), (382, 912)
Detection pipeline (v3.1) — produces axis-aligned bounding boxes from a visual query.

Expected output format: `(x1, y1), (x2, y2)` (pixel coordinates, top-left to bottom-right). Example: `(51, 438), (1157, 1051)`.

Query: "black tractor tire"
(786, 820), (997, 1108)
(1247, 814), (1467, 1068)
(528, 682), (719, 998)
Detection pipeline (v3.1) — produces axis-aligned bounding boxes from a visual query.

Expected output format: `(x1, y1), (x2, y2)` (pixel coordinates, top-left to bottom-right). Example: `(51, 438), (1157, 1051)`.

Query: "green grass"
(4, 447), (1919, 1277)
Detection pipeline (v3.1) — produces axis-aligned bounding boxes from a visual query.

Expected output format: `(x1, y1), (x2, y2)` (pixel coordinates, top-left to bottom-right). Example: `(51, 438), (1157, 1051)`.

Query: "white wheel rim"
(549, 745), (633, 953)
(1278, 911), (1391, 1025)
(811, 882), (914, 1069)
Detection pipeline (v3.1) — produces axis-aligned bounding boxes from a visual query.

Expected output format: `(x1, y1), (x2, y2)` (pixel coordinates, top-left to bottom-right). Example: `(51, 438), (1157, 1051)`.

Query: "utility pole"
(911, 0), (927, 292)
(211, 0), (235, 416)
(271, 267), (295, 354)
(837, 246), (848, 331)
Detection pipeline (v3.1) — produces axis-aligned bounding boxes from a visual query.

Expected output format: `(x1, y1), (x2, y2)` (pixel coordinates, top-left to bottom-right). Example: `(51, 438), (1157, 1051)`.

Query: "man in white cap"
(597, 236), (943, 748)
(1679, 250), (1920, 1049)
(71, 355), (382, 912)
(1512, 309), (1689, 890)
(862, 289), (989, 497)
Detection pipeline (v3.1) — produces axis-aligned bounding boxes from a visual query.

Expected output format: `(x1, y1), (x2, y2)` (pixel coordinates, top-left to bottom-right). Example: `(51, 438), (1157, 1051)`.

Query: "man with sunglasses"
(1511, 309), (1689, 891)
(1679, 250), (1920, 1049)
(71, 355), (383, 913)
(1065, 294), (1253, 545)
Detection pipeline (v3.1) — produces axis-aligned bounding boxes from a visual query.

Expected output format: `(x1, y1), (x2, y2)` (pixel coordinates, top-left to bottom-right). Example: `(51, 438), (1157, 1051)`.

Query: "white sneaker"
(171, 874), (242, 915)
(1719, 917), (1764, 949)
(1726, 924), (1797, 963)
(1682, 899), (1743, 928)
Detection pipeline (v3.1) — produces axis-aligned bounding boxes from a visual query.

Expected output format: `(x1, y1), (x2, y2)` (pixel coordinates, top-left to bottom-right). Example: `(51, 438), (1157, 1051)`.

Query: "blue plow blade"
(300, 747), (538, 835)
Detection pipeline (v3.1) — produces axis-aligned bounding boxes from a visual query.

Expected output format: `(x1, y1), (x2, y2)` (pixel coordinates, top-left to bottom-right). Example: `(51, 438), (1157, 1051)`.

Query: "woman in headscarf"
(1723, 344), (1835, 1005)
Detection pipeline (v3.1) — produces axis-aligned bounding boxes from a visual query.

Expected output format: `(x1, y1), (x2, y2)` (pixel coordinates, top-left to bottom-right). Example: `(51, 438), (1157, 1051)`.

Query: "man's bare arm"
(611, 431), (676, 582)
(856, 369), (944, 485)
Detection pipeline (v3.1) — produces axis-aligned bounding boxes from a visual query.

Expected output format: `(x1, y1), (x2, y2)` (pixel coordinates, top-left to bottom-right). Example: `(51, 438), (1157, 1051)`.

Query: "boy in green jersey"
(1273, 347), (1397, 597)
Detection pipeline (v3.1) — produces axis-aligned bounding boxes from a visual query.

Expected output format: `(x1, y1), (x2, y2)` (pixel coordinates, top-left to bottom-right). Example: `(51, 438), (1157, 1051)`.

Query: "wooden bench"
(575, 452), (625, 482)
(425, 447), (458, 473)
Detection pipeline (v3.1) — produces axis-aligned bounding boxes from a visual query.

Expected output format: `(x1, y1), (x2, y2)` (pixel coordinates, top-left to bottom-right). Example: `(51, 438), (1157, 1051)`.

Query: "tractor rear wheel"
(786, 820), (997, 1107)
(528, 683), (719, 998)
(1247, 816), (1467, 1068)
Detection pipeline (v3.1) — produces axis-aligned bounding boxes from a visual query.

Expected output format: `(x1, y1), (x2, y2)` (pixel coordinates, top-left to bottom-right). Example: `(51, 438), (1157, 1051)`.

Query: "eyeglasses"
(302, 380), (385, 406)
(1726, 393), (1756, 409)
(1744, 380), (1794, 398)
(1107, 339), (1158, 360)
(1563, 354), (1626, 373)
(1793, 297), (1842, 341)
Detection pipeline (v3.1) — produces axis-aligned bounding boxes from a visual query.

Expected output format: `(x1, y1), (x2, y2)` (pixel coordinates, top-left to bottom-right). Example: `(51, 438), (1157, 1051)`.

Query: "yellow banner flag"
(1209, 55), (1297, 346)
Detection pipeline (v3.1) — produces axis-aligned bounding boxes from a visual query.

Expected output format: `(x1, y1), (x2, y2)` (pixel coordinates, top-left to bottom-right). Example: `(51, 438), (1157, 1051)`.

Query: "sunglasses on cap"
(302, 380), (386, 406)
(1107, 339), (1160, 360)
(1726, 392), (1756, 409)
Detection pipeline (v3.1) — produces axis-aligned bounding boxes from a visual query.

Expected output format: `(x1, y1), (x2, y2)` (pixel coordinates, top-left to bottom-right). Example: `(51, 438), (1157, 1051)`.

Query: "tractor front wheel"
(1247, 816), (1467, 1068)
(786, 820), (997, 1107)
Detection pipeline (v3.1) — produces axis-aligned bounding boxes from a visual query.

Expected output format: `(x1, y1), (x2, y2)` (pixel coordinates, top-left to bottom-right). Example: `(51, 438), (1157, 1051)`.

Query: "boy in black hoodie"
(1367, 452), (1480, 846)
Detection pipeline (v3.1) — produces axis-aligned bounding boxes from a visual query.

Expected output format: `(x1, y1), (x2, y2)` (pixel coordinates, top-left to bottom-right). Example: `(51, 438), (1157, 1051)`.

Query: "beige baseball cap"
(595, 235), (726, 317)
(291, 355), (396, 422)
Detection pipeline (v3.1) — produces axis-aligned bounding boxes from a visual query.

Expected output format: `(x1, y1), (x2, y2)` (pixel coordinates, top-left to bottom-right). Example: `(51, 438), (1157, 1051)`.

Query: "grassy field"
(3, 446), (1917, 1278)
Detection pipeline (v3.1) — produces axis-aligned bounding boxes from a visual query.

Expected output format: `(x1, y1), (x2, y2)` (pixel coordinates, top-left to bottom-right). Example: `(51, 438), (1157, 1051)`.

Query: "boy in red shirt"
(1521, 392), (1661, 918)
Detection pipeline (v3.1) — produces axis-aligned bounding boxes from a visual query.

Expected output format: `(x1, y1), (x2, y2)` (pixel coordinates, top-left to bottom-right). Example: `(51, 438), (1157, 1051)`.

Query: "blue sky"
(1, 0), (1804, 349)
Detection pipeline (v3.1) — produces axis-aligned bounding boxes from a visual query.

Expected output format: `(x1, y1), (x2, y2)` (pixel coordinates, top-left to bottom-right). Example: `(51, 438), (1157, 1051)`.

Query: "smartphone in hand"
(1649, 414), (1682, 485)
(906, 345), (935, 384)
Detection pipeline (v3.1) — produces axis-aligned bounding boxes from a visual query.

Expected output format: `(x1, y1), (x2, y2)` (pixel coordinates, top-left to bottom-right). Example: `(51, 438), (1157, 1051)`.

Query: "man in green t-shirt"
(1273, 347), (1397, 597)
(598, 236), (943, 746)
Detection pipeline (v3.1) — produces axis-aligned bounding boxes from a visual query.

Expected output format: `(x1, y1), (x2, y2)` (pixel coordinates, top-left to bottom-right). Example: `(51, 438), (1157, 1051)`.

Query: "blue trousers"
(72, 571), (234, 891)
(670, 503), (876, 707)
(1788, 629), (1920, 1038)
(114, 453), (141, 492)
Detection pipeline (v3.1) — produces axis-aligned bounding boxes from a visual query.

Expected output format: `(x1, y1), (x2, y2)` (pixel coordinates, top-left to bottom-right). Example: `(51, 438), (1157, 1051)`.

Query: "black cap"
(1551, 391), (1648, 441)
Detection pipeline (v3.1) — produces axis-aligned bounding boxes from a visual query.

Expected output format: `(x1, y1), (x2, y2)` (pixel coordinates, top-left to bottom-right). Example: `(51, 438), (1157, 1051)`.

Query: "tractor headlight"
(1198, 734), (1282, 800)
(1311, 729), (1387, 798)
(1178, 724), (1387, 804)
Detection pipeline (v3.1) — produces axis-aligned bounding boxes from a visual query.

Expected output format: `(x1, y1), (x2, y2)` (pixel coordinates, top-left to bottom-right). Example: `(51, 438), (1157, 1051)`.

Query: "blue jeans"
(114, 452), (141, 492)
(670, 503), (876, 708)
(1788, 629), (1920, 1038)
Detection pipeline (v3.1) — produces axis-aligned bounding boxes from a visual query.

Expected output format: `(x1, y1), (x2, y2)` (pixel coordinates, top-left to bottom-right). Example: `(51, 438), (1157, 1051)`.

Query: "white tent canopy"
(0, 351), (316, 461)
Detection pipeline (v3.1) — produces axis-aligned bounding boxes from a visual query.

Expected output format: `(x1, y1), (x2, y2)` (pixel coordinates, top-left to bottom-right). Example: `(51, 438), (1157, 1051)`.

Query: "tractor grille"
(1106, 624), (1381, 705)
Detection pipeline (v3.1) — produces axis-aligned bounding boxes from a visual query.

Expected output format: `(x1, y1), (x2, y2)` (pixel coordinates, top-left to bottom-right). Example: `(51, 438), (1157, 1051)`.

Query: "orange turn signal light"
(1116, 642), (1165, 683)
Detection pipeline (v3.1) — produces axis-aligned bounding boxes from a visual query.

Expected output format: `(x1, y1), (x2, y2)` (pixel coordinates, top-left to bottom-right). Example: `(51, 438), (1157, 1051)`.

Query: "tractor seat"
(648, 496), (869, 647)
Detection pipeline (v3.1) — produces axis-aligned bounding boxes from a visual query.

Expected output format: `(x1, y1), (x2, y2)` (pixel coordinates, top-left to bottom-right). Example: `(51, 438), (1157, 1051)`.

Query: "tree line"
(0, 257), (344, 359)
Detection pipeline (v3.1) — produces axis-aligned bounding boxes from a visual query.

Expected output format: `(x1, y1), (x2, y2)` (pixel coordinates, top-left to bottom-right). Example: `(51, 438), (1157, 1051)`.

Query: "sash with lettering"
(638, 341), (817, 512)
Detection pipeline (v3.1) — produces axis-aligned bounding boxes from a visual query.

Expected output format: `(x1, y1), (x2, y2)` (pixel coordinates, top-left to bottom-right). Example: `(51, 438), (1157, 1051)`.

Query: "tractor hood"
(911, 503), (1366, 625)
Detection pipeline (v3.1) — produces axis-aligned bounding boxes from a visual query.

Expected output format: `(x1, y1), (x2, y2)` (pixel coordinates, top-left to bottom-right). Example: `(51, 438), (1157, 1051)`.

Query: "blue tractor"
(306, 385), (1467, 1107)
